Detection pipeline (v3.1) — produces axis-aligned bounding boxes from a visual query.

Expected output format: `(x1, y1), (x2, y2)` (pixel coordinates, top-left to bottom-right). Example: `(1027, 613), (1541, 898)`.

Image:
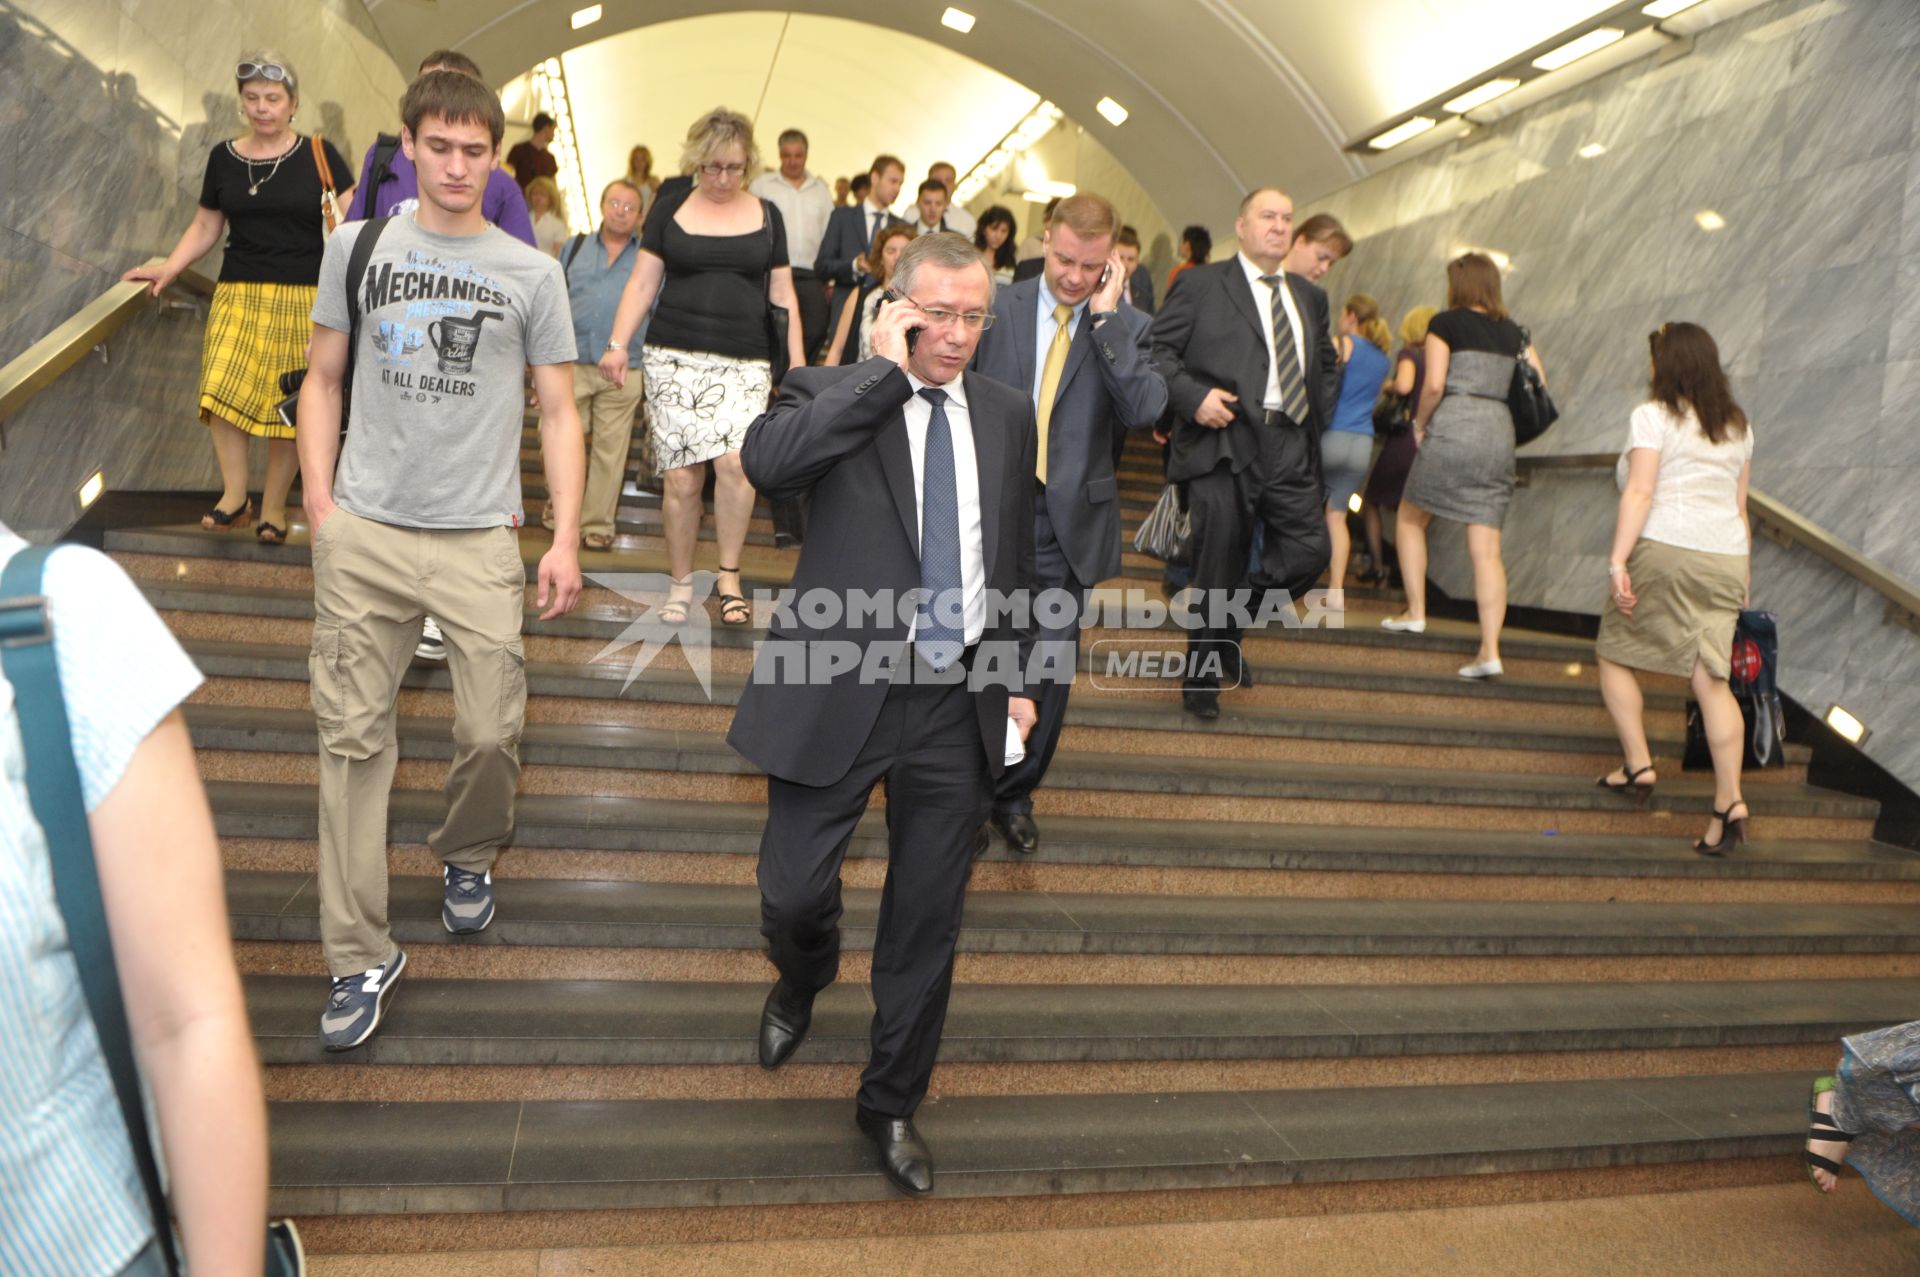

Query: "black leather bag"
(1682, 610), (1787, 770)
(1371, 383), (1413, 436)
(1132, 483), (1192, 564)
(762, 201), (792, 384)
(1508, 325), (1558, 446)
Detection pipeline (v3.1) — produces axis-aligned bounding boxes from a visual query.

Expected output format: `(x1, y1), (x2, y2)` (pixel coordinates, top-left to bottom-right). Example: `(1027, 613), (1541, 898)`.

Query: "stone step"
(203, 784), (1917, 891)
(226, 869), (1920, 960)
(264, 1071), (1816, 1216)
(245, 975), (1919, 1070)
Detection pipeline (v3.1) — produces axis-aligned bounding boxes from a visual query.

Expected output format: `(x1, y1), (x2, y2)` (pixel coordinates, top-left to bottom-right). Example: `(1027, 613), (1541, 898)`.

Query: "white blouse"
(1616, 400), (1754, 556)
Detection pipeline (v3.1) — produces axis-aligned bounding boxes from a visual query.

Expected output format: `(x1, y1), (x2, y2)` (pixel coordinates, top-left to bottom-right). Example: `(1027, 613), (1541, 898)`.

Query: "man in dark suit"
(815, 153), (906, 333)
(969, 193), (1166, 854)
(1118, 224), (1156, 315)
(1151, 187), (1339, 720)
(729, 232), (1040, 1197)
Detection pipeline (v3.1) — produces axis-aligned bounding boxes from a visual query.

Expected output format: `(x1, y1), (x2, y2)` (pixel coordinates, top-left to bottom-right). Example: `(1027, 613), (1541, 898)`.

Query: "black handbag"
(1132, 483), (1192, 564)
(0, 548), (305, 1276)
(1682, 609), (1786, 771)
(1508, 325), (1558, 446)
(1371, 383), (1413, 436)
(761, 200), (792, 384)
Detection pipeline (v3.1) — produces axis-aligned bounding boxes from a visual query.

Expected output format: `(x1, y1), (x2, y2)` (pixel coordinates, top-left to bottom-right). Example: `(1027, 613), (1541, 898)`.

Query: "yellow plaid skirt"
(198, 280), (316, 439)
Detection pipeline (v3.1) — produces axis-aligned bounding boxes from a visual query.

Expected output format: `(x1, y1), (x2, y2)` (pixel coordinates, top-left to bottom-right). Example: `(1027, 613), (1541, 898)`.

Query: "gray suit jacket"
(970, 277), (1168, 586)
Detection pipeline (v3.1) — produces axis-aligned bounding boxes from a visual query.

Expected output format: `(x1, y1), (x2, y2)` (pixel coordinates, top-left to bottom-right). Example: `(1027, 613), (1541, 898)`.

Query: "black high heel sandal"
(1804, 1075), (1857, 1189)
(716, 564), (751, 626)
(1693, 799), (1749, 857)
(201, 497), (254, 532)
(1596, 762), (1656, 809)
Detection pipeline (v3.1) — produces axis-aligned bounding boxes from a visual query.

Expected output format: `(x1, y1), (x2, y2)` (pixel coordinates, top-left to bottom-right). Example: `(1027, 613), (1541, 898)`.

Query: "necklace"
(228, 136), (295, 196)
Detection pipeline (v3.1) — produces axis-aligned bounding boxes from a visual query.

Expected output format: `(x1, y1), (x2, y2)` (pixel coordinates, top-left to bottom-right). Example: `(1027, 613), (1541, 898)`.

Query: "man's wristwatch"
(1088, 309), (1118, 324)
(604, 340), (625, 352)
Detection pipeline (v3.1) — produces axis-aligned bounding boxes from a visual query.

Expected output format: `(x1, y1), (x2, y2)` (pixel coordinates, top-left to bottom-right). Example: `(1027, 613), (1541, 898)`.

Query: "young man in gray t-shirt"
(295, 70), (585, 1051)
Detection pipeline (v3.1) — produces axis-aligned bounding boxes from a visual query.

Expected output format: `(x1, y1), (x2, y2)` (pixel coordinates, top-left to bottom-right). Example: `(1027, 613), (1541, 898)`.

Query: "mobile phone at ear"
(884, 289), (920, 353)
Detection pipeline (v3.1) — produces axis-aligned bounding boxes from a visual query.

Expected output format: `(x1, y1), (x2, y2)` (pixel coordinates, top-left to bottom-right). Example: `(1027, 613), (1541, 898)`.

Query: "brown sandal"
(583, 533), (615, 551)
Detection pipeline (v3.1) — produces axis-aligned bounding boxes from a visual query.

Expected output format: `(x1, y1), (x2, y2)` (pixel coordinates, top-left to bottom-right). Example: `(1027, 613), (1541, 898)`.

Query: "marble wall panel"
(1306, 0), (1920, 794)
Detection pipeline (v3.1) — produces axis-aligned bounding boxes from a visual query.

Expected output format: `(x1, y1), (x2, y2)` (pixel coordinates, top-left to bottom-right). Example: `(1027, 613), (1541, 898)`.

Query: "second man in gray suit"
(970, 193), (1168, 853)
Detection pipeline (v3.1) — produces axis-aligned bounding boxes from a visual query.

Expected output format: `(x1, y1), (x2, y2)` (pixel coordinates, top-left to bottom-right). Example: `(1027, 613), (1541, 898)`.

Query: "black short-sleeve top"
(198, 135), (351, 285)
(1426, 307), (1524, 357)
(640, 190), (789, 361)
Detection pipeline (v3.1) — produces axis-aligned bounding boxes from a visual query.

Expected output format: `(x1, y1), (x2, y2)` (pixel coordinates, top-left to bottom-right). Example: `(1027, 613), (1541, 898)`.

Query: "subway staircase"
(110, 420), (1920, 1267)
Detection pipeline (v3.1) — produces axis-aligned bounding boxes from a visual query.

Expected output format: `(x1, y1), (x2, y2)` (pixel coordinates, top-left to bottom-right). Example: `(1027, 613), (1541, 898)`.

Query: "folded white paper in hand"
(1004, 715), (1026, 766)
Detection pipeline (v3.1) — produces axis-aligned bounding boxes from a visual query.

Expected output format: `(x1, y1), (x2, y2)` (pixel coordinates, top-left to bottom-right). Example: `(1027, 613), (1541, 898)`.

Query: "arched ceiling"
(362, 0), (1624, 219)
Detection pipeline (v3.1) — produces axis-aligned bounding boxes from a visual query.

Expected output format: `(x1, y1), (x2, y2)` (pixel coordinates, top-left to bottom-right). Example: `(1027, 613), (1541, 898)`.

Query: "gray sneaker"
(319, 949), (407, 1052)
(442, 864), (495, 934)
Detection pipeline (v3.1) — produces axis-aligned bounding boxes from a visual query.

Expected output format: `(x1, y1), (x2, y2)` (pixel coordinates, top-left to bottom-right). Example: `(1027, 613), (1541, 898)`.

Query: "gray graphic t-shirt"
(312, 216), (576, 529)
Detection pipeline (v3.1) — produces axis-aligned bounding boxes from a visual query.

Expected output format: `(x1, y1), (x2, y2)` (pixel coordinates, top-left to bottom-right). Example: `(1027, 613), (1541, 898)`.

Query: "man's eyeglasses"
(236, 62), (291, 84)
(698, 162), (747, 178)
(606, 199), (639, 214)
(896, 292), (995, 332)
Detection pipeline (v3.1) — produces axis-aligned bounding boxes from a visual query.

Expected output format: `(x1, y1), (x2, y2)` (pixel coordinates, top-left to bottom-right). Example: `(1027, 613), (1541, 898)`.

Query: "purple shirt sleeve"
(346, 143), (378, 221)
(486, 170), (537, 246)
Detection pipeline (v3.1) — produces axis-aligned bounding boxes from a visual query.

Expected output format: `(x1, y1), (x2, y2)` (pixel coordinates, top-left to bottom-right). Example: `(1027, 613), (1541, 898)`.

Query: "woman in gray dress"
(1806, 1021), (1920, 1226)
(1381, 254), (1546, 680)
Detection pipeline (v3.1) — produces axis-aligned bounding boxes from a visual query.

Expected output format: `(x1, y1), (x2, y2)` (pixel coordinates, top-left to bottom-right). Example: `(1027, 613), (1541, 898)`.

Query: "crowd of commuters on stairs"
(42, 38), (1811, 1235)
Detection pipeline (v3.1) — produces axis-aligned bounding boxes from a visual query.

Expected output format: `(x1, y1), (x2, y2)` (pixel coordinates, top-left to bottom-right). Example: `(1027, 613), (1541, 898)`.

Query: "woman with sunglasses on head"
(124, 54), (351, 547)
(598, 107), (807, 627)
(1593, 322), (1756, 855)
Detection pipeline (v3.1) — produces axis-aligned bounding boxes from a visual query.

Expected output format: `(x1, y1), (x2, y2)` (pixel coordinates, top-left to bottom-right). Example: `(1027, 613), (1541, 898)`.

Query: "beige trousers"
(309, 508), (527, 976)
(544, 362), (643, 540)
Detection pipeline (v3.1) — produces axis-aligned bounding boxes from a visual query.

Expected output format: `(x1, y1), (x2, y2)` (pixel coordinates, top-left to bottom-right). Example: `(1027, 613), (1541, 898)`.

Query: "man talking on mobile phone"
(728, 232), (1040, 1197)
(967, 193), (1166, 855)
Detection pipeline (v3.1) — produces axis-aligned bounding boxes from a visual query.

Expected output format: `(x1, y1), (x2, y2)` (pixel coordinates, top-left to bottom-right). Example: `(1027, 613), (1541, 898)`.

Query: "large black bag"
(1683, 609), (1787, 770)
(1371, 382), (1413, 436)
(1132, 483), (1192, 564)
(1509, 325), (1558, 446)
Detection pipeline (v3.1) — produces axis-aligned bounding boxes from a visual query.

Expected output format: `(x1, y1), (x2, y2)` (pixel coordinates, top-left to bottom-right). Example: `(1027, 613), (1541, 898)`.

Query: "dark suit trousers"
(1183, 418), (1329, 692)
(994, 495), (1086, 814)
(791, 269), (830, 364)
(756, 655), (992, 1118)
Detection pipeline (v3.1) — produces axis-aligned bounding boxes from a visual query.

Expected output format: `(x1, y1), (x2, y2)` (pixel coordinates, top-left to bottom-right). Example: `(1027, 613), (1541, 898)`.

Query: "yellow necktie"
(1036, 303), (1074, 484)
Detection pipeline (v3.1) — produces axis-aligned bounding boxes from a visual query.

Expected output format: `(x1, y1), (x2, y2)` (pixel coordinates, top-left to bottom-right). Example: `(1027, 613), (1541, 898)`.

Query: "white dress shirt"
(749, 170), (835, 273)
(902, 371), (985, 644)
(943, 203), (978, 237)
(1237, 251), (1307, 411)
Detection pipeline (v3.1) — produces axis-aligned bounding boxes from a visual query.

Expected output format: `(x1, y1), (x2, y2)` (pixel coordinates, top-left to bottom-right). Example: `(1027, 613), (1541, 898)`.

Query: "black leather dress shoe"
(1182, 690), (1220, 720)
(757, 980), (814, 1071)
(992, 810), (1039, 854)
(856, 1109), (934, 1196)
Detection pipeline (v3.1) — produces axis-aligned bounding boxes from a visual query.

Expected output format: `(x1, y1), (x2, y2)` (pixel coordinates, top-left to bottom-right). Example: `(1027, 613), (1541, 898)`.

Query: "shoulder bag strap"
(338, 216), (392, 432)
(311, 135), (338, 233)
(0, 547), (181, 1277)
(562, 233), (587, 278)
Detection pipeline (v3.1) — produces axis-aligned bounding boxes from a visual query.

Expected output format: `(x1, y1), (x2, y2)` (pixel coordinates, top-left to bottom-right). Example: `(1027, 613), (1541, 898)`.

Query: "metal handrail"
(1518, 452), (1920, 633)
(0, 258), (215, 424)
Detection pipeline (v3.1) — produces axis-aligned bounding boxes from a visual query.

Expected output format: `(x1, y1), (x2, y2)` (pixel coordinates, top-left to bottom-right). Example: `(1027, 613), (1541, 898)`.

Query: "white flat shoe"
(1380, 616), (1426, 633)
(1458, 659), (1504, 679)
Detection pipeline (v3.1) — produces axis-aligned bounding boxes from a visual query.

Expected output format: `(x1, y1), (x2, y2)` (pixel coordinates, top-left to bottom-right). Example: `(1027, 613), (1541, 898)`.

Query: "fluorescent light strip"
(1096, 96), (1129, 126)
(1642, 0), (1705, 17)
(570, 4), (601, 29)
(1443, 77), (1521, 114)
(1577, 142), (1608, 159)
(941, 7), (976, 34)
(1533, 26), (1625, 71)
(1368, 116), (1436, 150)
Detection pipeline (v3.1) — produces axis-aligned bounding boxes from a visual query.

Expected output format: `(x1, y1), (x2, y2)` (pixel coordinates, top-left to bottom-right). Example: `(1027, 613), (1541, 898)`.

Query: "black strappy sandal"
(1693, 799), (1749, 857)
(256, 520), (286, 546)
(201, 497), (253, 532)
(1596, 761), (1656, 809)
(1804, 1075), (1857, 1190)
(717, 564), (750, 626)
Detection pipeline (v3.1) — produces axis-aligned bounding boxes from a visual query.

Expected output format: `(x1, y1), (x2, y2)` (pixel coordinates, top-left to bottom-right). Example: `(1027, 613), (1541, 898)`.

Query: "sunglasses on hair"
(236, 62), (290, 84)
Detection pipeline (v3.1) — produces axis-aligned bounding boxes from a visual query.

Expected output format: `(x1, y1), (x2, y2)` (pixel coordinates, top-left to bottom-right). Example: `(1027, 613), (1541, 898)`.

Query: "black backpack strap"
(339, 216), (392, 430)
(562, 233), (588, 277)
(369, 133), (402, 193)
(0, 547), (182, 1276)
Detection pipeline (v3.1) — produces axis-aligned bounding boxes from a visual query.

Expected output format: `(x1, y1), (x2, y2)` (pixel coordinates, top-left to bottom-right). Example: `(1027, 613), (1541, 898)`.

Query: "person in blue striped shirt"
(0, 527), (267, 1276)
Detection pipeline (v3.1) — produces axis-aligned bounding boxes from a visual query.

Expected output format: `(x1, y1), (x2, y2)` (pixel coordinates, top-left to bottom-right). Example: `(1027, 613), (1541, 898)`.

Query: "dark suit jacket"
(1127, 269), (1156, 315)
(970, 278), (1168, 586)
(815, 204), (906, 285)
(728, 359), (1040, 788)
(1150, 259), (1339, 482)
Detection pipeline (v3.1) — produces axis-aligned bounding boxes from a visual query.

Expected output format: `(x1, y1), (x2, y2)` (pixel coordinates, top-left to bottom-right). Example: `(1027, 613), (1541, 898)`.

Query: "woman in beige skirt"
(1594, 322), (1755, 854)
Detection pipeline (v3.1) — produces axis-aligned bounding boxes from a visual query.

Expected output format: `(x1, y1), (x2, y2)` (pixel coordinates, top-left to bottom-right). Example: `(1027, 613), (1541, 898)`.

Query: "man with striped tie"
(730, 232), (1040, 1197)
(1151, 187), (1340, 720)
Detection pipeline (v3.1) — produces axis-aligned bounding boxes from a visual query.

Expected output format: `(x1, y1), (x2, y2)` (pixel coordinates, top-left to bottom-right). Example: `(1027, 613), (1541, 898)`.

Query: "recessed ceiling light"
(1443, 77), (1521, 114)
(1534, 27), (1625, 70)
(1368, 116), (1437, 150)
(1096, 96), (1129, 126)
(1694, 209), (1726, 231)
(1826, 704), (1870, 745)
(1577, 142), (1608, 159)
(570, 4), (602, 30)
(1643, 0), (1705, 17)
(941, 7), (976, 33)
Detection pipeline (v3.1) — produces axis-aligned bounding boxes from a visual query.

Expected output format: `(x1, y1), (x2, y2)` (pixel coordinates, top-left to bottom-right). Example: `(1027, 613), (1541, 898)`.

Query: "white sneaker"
(1458, 659), (1504, 679)
(415, 617), (447, 662)
(1380, 615), (1426, 633)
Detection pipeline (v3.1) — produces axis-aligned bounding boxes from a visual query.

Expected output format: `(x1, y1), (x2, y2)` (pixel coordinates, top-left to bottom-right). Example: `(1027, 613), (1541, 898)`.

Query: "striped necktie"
(1260, 274), (1312, 425)
(1034, 303), (1074, 484)
(915, 387), (965, 671)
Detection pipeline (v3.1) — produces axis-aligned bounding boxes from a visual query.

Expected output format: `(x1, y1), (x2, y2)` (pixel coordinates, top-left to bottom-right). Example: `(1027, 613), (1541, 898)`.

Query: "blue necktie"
(916, 387), (964, 671)
(870, 210), (884, 248)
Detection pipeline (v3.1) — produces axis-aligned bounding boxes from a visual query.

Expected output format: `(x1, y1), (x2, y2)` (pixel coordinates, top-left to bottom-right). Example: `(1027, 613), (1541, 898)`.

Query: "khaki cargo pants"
(541, 363), (642, 541)
(309, 508), (527, 977)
